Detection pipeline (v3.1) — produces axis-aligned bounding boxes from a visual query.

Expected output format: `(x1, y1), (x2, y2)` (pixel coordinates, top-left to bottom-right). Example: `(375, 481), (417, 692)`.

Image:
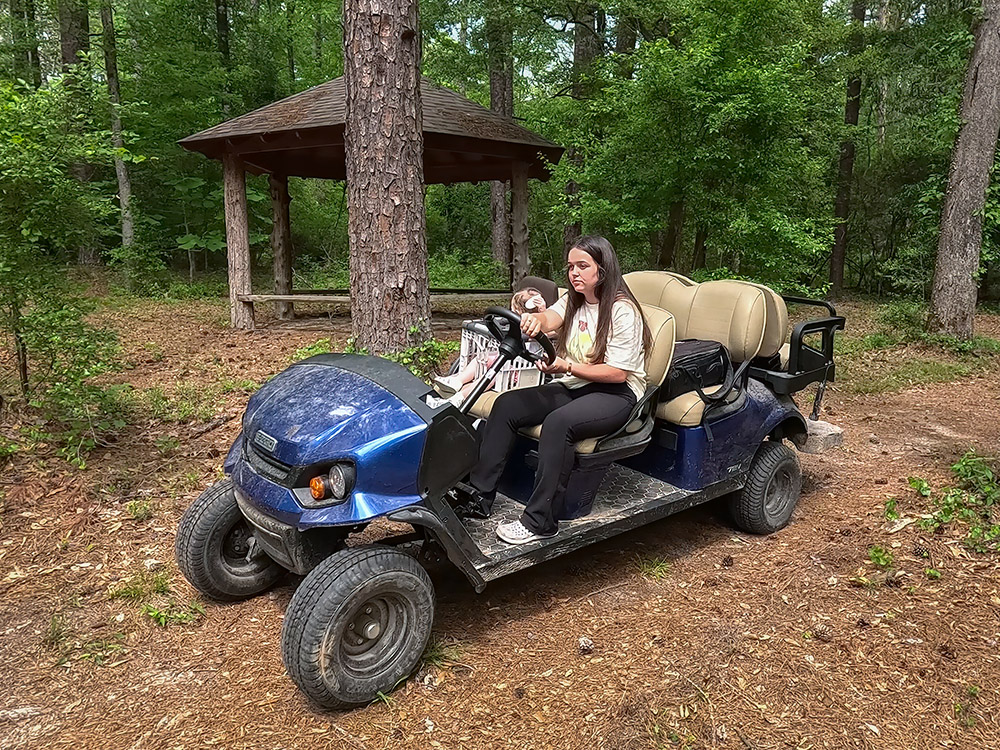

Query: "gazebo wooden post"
(511, 161), (531, 285)
(223, 153), (255, 330)
(268, 173), (294, 320)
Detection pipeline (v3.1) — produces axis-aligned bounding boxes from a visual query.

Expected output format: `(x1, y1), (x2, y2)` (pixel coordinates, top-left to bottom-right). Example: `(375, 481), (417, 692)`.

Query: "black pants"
(470, 381), (636, 535)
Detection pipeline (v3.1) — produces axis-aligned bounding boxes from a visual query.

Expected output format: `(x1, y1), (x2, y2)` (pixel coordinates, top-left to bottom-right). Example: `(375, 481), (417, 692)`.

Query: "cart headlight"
(308, 462), (356, 502)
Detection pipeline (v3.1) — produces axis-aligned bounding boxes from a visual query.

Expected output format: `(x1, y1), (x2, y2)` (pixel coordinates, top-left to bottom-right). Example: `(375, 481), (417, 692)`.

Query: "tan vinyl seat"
(468, 303), (676, 454)
(624, 272), (783, 426)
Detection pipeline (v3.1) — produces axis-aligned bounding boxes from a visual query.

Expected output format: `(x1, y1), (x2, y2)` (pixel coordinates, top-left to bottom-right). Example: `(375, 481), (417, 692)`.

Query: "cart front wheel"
(281, 545), (434, 709)
(730, 440), (802, 534)
(175, 478), (282, 601)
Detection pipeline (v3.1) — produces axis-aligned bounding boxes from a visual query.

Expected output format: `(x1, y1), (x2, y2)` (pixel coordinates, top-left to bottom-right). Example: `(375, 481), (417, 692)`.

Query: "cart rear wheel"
(281, 545), (434, 709)
(175, 478), (282, 601)
(730, 441), (802, 534)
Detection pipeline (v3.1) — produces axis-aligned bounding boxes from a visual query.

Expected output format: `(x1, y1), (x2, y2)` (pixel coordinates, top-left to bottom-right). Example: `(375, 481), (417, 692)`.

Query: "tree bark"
(269, 174), (295, 320)
(487, 0), (513, 277)
(344, 0), (430, 353)
(928, 0), (1000, 338)
(215, 0), (230, 114)
(100, 0), (134, 255)
(829, 0), (867, 297)
(58, 0), (90, 69)
(223, 155), (255, 331)
(286, 0), (297, 85)
(511, 162), (531, 285)
(692, 224), (708, 271)
(11, 0), (43, 87)
(562, 4), (603, 254)
(614, 15), (637, 77)
(653, 198), (684, 269)
(876, 0), (893, 145)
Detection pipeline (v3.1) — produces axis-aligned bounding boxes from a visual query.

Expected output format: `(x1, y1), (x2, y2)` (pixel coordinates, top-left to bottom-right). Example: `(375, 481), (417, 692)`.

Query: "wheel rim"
(326, 592), (415, 679)
(220, 519), (266, 574)
(763, 466), (794, 517)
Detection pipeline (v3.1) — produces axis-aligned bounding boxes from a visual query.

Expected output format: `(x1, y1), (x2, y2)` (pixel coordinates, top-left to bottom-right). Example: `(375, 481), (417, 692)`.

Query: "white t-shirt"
(548, 295), (646, 400)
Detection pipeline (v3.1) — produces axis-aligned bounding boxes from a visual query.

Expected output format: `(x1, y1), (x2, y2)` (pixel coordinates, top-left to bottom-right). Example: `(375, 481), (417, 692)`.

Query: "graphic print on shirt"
(567, 316), (594, 363)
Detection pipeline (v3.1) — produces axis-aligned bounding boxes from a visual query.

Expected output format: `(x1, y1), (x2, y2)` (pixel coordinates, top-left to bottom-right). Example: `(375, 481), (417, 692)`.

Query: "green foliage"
(636, 555), (672, 580)
(126, 500), (154, 522)
(343, 328), (459, 380)
(108, 570), (171, 601)
(421, 638), (464, 669)
(293, 338), (333, 361)
(884, 498), (900, 521)
(867, 546), (894, 569)
(915, 452), (1000, 552)
(142, 600), (205, 627)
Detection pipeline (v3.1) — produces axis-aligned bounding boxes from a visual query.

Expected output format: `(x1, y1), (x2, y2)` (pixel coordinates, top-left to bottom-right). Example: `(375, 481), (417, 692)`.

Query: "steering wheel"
(483, 306), (556, 365)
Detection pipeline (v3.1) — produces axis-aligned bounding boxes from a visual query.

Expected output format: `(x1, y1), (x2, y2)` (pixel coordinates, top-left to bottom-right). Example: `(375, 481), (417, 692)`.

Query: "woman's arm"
(538, 357), (628, 383)
(520, 309), (562, 336)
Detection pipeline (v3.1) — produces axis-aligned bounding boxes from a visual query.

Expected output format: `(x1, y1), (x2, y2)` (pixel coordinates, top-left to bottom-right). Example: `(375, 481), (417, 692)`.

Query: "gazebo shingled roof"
(180, 76), (563, 183)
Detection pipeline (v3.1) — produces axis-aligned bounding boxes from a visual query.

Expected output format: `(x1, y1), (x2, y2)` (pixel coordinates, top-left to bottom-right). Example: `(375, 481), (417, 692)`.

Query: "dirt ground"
(2, 298), (1000, 750)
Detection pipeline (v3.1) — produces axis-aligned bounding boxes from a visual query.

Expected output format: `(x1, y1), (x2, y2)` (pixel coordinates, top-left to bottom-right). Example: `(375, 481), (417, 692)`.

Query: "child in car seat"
(432, 288), (548, 407)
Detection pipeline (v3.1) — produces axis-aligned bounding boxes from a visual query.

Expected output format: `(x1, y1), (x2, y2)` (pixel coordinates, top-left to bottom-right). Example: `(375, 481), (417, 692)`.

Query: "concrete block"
(792, 419), (843, 454)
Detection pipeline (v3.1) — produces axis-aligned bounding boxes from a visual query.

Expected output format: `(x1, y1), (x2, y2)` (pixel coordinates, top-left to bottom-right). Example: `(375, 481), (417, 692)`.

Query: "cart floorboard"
(458, 465), (736, 583)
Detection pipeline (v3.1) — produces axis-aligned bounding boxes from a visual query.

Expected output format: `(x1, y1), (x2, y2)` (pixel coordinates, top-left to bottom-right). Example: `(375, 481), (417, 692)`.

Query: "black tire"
(280, 545), (434, 709)
(730, 440), (802, 534)
(175, 478), (282, 601)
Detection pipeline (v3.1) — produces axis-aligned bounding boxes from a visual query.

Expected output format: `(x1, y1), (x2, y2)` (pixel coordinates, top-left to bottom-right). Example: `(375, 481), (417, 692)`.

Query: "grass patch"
(142, 600), (205, 627)
(636, 555), (672, 580)
(42, 614), (70, 650)
(912, 451), (1000, 552)
(421, 638), (464, 669)
(126, 499), (154, 521)
(852, 359), (971, 395)
(108, 570), (171, 601)
(80, 634), (126, 665)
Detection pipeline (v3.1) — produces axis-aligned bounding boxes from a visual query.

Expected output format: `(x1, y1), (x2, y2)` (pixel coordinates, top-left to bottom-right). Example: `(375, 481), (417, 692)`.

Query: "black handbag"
(662, 339), (732, 402)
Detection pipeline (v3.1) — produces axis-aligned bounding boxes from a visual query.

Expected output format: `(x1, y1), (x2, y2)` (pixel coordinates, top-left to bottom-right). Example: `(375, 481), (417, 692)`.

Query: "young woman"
(463, 235), (651, 544)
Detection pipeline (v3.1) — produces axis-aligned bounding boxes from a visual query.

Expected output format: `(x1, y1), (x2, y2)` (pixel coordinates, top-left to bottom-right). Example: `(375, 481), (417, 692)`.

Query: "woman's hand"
(537, 356), (571, 375)
(520, 312), (543, 338)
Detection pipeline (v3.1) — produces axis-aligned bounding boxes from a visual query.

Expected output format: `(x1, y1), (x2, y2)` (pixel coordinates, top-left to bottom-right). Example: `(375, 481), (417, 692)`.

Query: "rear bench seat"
(623, 271), (787, 427)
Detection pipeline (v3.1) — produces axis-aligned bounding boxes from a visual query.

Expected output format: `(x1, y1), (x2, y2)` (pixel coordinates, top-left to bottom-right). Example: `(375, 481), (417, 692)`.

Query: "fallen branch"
(189, 413), (236, 439)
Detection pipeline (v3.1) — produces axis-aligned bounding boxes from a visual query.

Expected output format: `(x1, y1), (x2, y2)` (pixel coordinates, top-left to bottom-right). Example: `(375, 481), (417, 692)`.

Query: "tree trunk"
(286, 0), (296, 85)
(511, 162), (531, 285)
(829, 0), (866, 297)
(215, 0), (230, 114)
(58, 0), (90, 69)
(59, 0), (99, 264)
(692, 225), (707, 271)
(100, 0), (134, 255)
(223, 154), (255, 330)
(344, 0), (430, 353)
(614, 15), (637, 77)
(11, 0), (43, 87)
(269, 174), (295, 320)
(487, 0), (513, 276)
(653, 198), (684, 269)
(876, 0), (892, 145)
(928, 0), (1000, 338)
(563, 4), (603, 254)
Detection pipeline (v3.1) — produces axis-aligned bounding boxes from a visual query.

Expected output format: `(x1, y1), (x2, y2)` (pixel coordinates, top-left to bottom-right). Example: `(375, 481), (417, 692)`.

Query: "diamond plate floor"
(460, 464), (687, 563)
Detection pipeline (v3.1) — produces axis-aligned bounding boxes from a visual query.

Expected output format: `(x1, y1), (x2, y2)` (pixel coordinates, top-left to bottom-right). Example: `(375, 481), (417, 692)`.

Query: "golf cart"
(175, 271), (844, 709)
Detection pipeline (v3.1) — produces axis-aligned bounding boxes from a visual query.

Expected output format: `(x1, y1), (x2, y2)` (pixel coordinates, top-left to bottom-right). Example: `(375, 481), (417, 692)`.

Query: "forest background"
(2, 0), (1000, 461)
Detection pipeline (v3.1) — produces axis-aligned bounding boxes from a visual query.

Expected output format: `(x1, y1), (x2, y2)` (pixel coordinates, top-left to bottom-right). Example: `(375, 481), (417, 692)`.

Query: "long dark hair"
(558, 235), (651, 365)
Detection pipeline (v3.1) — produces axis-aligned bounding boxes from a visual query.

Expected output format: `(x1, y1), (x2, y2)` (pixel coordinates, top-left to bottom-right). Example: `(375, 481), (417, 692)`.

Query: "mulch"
(1, 299), (999, 749)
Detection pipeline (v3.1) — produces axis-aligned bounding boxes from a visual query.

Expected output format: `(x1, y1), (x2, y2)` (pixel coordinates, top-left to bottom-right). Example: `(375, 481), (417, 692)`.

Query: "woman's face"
(566, 248), (601, 297)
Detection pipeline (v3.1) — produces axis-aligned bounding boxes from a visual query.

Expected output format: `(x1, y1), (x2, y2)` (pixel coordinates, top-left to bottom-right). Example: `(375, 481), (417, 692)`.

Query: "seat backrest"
(626, 273), (772, 363)
(639, 303), (676, 387)
(737, 282), (787, 359)
(624, 271), (692, 311)
(516, 275), (560, 308)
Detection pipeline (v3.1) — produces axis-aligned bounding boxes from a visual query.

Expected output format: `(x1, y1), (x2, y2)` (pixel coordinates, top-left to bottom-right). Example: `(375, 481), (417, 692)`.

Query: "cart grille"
(244, 441), (293, 485)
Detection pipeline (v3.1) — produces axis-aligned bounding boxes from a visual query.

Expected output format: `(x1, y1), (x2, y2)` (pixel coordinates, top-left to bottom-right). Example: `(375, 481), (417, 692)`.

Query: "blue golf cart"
(175, 271), (844, 709)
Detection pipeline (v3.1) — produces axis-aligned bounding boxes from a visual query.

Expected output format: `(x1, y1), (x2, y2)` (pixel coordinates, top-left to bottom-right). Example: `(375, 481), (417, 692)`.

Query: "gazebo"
(180, 76), (564, 330)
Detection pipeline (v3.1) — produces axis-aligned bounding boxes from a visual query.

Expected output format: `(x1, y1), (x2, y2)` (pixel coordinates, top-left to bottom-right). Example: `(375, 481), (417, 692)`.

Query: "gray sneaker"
(496, 520), (556, 545)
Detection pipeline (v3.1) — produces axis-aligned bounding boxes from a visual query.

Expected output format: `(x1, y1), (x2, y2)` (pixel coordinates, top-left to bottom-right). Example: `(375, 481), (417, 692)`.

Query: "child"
(432, 287), (548, 407)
